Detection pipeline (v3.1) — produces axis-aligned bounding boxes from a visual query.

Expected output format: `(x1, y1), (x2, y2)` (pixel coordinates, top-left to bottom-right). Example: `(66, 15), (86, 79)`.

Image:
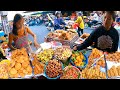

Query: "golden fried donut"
(15, 63), (21, 70)
(19, 73), (25, 78)
(23, 69), (28, 74)
(17, 56), (24, 63)
(18, 67), (24, 73)
(24, 58), (29, 61)
(8, 67), (11, 72)
(9, 74), (14, 78)
(13, 73), (19, 78)
(22, 61), (29, 68)
(10, 68), (17, 75)
(10, 60), (16, 67)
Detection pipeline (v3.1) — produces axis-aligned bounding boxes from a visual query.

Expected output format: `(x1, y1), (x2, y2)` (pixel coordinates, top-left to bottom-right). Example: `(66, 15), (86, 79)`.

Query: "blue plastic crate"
(0, 31), (5, 37)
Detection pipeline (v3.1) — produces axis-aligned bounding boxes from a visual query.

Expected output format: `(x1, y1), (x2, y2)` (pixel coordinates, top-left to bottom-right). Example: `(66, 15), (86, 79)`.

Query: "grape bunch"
(97, 35), (113, 50)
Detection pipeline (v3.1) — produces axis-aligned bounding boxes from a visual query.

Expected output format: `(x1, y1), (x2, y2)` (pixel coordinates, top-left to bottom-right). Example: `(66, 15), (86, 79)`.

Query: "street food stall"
(0, 11), (120, 79)
(0, 27), (120, 79)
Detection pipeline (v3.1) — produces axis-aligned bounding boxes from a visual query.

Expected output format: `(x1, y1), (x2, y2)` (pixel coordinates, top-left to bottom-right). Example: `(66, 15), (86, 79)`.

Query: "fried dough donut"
(24, 58), (29, 61)
(10, 68), (17, 75)
(15, 63), (21, 70)
(23, 69), (28, 74)
(13, 73), (19, 78)
(22, 61), (29, 68)
(19, 73), (25, 78)
(10, 60), (16, 67)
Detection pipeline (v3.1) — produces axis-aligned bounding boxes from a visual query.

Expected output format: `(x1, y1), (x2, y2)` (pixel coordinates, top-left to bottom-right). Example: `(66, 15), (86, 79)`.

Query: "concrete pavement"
(28, 25), (50, 51)
(28, 25), (120, 51)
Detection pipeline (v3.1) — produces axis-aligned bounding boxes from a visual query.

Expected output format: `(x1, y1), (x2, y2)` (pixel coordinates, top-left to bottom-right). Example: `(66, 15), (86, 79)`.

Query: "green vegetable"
(63, 59), (70, 67)
(83, 57), (86, 60)
(78, 73), (80, 79)
(72, 57), (76, 62)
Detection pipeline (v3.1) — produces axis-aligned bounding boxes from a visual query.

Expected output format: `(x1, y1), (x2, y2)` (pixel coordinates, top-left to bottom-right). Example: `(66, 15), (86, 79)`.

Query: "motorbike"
(90, 21), (102, 29)
(84, 17), (102, 29)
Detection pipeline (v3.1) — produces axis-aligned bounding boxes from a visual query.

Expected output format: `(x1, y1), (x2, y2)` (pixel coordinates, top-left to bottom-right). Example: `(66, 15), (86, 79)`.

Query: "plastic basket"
(70, 53), (88, 70)
(44, 60), (64, 79)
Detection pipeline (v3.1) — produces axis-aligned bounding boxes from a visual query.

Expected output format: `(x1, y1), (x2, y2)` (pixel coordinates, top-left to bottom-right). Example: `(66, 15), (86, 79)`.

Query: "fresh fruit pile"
(9, 48), (32, 78)
(71, 51), (86, 67)
(32, 55), (44, 75)
(37, 49), (54, 64)
(106, 52), (120, 62)
(82, 65), (106, 79)
(54, 47), (72, 62)
(60, 66), (81, 79)
(45, 59), (63, 78)
(108, 66), (120, 78)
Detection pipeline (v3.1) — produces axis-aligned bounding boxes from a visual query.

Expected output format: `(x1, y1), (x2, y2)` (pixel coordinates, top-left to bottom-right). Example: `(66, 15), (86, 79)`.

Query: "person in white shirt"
(114, 17), (120, 30)
(93, 12), (99, 21)
(91, 12), (99, 24)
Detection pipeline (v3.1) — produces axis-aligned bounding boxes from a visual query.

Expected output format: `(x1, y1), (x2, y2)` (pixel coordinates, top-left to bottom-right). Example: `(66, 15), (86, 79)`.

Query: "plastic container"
(70, 54), (88, 70)
(0, 31), (5, 37)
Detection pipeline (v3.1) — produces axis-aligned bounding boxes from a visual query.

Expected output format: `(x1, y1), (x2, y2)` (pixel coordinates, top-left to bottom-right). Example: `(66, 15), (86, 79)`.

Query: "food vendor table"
(45, 35), (79, 49)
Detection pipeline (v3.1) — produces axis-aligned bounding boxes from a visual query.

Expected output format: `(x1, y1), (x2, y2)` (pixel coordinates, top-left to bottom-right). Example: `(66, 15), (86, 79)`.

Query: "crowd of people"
(44, 11), (120, 53)
(1, 11), (120, 54)
(73, 11), (119, 53)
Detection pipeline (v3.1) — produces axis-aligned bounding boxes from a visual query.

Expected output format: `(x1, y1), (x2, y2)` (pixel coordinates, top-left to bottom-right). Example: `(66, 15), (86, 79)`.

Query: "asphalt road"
(28, 24), (50, 51)
(28, 25), (120, 51)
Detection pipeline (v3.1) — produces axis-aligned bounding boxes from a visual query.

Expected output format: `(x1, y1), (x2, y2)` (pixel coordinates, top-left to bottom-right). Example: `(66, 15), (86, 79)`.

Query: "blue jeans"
(91, 20), (98, 24)
(54, 25), (64, 30)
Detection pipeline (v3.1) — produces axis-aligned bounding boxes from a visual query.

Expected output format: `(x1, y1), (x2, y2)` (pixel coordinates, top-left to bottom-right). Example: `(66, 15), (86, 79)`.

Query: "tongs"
(89, 54), (104, 68)
(108, 76), (120, 79)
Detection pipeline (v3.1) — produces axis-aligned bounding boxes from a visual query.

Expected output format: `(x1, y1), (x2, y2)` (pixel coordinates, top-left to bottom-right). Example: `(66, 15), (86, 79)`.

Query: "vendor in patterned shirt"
(73, 11), (119, 53)
(8, 14), (40, 53)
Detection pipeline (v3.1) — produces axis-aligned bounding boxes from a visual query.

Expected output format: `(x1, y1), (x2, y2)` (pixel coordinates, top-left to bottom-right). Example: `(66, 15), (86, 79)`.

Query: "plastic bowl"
(70, 53), (88, 69)
(44, 60), (64, 79)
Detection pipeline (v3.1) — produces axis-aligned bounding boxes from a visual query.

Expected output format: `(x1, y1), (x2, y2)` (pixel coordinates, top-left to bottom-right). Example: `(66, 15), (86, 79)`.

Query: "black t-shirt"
(77, 26), (119, 53)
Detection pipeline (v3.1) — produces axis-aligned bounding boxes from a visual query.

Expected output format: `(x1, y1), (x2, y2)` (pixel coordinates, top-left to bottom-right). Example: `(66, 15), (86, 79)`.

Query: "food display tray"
(105, 61), (120, 79)
(44, 35), (79, 47)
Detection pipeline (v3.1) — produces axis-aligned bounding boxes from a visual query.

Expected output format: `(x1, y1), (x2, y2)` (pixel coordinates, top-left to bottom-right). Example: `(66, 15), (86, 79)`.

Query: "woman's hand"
(34, 41), (40, 49)
(73, 45), (77, 50)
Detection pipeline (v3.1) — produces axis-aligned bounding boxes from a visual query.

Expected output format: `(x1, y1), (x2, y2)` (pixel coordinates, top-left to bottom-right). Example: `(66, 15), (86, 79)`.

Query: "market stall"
(0, 28), (120, 79)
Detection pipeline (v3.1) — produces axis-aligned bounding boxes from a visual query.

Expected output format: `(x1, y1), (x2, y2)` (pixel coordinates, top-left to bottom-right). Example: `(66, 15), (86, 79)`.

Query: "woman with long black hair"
(8, 14), (39, 53)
